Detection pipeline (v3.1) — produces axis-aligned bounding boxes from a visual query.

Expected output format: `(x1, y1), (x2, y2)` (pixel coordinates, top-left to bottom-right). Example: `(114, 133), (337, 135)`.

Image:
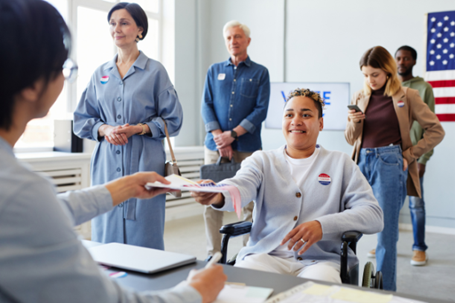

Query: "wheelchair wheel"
(374, 271), (383, 289)
(362, 262), (374, 288)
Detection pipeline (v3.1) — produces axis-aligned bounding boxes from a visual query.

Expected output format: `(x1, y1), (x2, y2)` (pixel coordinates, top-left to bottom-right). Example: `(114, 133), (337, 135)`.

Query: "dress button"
(297, 257), (303, 261)
(230, 104), (233, 107)
(234, 79), (236, 82)
(250, 79), (252, 81)
(118, 203), (123, 208)
(229, 118), (232, 121)
(296, 192), (301, 198)
(232, 91), (235, 94)
(117, 115), (121, 119)
(116, 150), (120, 154)
(119, 81), (122, 85)
(116, 167), (121, 172)
(117, 97), (122, 101)
(293, 216), (298, 221)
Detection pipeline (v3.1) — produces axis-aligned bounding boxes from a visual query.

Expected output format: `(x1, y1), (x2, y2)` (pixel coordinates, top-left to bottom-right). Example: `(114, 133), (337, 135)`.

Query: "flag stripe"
(433, 87), (455, 97)
(424, 69), (455, 81)
(435, 104), (455, 114)
(428, 80), (455, 88)
(436, 114), (455, 122)
(435, 97), (455, 104)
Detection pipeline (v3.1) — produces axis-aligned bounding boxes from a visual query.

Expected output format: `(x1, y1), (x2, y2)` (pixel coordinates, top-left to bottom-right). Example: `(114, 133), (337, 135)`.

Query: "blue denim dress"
(74, 52), (183, 249)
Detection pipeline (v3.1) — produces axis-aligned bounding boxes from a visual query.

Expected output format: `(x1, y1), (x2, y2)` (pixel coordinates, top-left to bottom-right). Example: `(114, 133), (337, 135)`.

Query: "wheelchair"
(217, 221), (383, 289)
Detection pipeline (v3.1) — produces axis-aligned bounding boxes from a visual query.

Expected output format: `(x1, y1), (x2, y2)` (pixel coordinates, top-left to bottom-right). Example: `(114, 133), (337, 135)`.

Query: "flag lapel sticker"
(318, 174), (331, 186)
(101, 75), (109, 84)
(397, 100), (405, 108)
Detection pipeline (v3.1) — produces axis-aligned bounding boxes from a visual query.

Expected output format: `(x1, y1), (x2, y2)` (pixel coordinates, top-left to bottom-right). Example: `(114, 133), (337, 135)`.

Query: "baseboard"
(399, 223), (455, 235)
(165, 203), (204, 222)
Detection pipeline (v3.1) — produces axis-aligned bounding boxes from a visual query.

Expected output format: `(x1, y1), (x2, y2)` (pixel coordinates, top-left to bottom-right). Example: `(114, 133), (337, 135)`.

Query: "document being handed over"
(146, 174), (242, 218)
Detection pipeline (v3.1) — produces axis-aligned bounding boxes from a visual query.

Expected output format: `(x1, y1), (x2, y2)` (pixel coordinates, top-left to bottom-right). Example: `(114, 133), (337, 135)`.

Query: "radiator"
(164, 146), (204, 209)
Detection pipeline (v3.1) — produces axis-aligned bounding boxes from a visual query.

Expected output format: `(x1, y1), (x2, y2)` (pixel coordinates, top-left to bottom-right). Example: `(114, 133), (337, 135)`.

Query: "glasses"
(63, 58), (78, 83)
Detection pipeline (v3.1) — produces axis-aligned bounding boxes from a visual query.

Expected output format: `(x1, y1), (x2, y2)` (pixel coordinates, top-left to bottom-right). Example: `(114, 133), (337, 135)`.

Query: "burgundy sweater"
(362, 86), (402, 148)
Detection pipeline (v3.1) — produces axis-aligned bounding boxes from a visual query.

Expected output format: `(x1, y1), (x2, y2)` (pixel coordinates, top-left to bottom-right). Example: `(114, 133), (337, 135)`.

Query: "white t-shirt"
(269, 146), (320, 258)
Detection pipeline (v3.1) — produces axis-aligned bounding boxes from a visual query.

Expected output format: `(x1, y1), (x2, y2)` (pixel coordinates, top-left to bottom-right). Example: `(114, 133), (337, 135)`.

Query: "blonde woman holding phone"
(345, 46), (444, 291)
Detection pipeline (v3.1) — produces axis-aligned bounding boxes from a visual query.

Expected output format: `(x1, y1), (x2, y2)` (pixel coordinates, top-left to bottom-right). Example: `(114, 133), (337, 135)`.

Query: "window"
(15, 0), (164, 151)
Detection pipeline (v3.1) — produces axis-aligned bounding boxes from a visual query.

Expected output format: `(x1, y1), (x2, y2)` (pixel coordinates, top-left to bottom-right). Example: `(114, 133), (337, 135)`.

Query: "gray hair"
(223, 20), (250, 38)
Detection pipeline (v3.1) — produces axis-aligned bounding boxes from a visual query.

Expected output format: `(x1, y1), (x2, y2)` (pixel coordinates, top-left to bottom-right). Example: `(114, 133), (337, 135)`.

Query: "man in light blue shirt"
(201, 20), (270, 257)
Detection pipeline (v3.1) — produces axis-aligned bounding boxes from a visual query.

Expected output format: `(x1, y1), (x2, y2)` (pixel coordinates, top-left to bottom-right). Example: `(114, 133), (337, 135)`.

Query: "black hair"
(107, 2), (148, 41)
(0, 0), (71, 130)
(395, 45), (417, 61)
(286, 88), (324, 119)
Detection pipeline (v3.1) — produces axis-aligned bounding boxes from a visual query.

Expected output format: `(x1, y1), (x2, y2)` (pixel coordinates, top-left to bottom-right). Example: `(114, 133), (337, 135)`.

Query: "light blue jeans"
(409, 177), (428, 252)
(358, 145), (407, 292)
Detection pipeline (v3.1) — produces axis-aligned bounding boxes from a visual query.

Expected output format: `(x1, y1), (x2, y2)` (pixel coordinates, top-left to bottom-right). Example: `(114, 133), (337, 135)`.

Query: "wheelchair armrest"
(342, 231), (362, 243)
(219, 221), (252, 237)
(342, 231), (362, 255)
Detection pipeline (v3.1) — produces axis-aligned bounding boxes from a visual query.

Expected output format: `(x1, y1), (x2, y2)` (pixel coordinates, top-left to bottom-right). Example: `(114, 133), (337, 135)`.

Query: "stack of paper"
(265, 282), (427, 303)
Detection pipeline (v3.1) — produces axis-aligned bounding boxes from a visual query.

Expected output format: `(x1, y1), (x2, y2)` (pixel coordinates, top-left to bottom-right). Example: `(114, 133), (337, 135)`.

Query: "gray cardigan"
(217, 145), (384, 268)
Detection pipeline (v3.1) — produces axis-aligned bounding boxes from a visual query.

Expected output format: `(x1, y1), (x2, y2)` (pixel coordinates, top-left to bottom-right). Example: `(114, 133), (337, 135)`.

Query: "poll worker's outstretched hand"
(105, 172), (172, 206)
(280, 220), (323, 255)
(190, 180), (225, 207)
(187, 265), (227, 303)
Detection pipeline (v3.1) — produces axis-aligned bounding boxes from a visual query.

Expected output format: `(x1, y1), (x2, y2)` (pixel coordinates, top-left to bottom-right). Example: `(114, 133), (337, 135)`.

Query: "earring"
(139, 34), (143, 39)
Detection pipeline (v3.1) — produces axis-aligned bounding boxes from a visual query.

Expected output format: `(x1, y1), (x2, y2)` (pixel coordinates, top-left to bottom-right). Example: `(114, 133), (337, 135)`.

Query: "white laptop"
(88, 242), (196, 274)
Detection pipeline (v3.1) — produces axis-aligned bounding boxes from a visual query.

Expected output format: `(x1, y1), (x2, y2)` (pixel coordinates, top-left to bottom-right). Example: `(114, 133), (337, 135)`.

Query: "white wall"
(174, 0), (455, 229)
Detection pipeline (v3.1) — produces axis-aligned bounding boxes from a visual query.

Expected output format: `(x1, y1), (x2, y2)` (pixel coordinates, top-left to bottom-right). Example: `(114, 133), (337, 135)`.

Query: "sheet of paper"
(145, 174), (228, 193)
(265, 282), (427, 303)
(331, 287), (393, 303)
(214, 283), (273, 303)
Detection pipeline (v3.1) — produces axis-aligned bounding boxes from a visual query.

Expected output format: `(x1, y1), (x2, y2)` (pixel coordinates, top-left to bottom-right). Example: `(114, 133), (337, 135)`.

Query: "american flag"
(424, 11), (455, 122)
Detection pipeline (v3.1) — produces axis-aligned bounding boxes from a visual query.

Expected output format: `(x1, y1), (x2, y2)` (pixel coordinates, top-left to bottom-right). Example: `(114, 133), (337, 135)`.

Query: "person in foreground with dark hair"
(74, 2), (183, 249)
(0, 1), (225, 302)
(395, 45), (435, 266)
(192, 88), (384, 284)
(345, 46), (444, 291)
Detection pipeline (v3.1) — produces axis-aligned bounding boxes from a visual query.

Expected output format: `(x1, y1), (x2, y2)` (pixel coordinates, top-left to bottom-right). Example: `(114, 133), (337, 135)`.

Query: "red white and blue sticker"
(100, 75), (110, 84)
(318, 173), (331, 186)
(397, 100), (405, 108)
(109, 271), (127, 279)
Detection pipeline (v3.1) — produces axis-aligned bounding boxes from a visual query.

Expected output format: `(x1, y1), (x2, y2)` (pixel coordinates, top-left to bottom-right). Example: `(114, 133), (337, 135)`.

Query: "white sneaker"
(367, 248), (376, 258)
(411, 250), (428, 266)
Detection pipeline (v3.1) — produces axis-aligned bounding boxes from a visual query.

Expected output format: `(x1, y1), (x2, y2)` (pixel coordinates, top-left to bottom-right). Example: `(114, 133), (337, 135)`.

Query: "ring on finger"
(300, 239), (306, 244)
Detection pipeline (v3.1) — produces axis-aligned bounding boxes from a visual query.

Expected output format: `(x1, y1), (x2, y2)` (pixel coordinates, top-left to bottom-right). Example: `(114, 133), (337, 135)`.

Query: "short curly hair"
(286, 88), (325, 118)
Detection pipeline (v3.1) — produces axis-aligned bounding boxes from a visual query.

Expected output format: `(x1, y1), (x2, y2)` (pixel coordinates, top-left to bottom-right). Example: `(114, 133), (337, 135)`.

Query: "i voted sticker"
(109, 271), (127, 279)
(318, 173), (331, 186)
(218, 73), (226, 80)
(397, 100), (405, 108)
(101, 75), (110, 84)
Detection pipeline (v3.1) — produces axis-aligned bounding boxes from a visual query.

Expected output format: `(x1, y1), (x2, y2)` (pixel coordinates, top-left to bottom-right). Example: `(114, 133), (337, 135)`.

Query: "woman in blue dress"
(74, 2), (183, 249)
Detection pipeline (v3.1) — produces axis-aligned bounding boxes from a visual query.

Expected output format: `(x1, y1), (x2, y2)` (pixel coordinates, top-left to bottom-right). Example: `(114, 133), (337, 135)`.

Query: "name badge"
(218, 73), (226, 80)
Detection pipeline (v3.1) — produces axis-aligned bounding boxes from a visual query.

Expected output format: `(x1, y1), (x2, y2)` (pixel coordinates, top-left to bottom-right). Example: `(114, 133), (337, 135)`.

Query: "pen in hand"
(205, 252), (222, 269)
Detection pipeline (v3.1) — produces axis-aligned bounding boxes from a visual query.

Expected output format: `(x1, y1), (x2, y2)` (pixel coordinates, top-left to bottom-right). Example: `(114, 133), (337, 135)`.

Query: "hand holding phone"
(347, 104), (363, 114)
(347, 105), (365, 123)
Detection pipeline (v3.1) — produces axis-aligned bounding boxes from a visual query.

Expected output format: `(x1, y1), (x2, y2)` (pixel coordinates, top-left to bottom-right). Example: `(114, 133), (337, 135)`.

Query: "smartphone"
(347, 105), (363, 114)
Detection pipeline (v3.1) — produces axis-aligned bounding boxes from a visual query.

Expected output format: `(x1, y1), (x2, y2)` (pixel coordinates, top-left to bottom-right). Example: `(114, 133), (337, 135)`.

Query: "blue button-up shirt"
(201, 56), (270, 152)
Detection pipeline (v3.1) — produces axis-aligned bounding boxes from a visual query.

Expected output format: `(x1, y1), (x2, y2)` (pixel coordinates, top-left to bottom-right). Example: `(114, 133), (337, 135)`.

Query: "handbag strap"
(163, 121), (177, 163)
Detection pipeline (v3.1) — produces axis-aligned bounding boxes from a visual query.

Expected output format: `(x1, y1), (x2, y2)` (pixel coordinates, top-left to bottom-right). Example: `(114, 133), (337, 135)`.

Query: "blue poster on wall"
(265, 82), (350, 130)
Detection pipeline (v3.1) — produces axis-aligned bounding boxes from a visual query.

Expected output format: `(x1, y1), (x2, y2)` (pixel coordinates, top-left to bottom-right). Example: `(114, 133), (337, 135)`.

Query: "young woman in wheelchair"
(191, 89), (384, 283)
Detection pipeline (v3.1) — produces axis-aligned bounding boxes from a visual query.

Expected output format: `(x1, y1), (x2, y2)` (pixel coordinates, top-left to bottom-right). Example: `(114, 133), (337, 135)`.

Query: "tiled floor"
(164, 212), (455, 302)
